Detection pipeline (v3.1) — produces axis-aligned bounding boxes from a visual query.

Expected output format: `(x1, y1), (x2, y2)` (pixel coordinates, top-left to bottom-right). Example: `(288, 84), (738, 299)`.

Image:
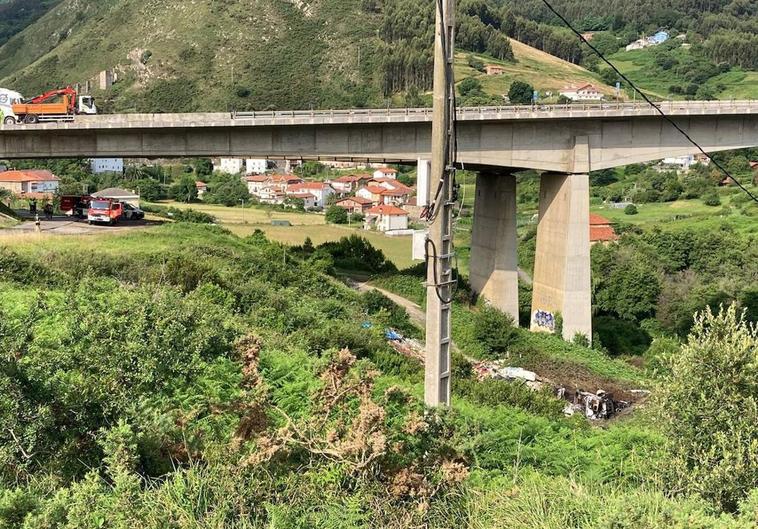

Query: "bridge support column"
(530, 172), (591, 341)
(469, 172), (519, 322)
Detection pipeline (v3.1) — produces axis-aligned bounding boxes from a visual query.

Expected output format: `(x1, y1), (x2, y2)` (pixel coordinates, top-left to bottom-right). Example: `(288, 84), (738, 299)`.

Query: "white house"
(0, 169), (59, 196)
(90, 158), (124, 174)
(365, 204), (409, 232)
(215, 157), (245, 174)
(196, 181), (208, 198)
(373, 167), (398, 180)
(246, 159), (271, 174)
(559, 84), (603, 101)
(287, 182), (335, 208)
(287, 192), (318, 210)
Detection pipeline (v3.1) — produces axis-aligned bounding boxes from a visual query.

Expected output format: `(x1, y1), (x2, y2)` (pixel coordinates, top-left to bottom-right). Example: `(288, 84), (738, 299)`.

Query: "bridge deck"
(2, 101), (757, 131)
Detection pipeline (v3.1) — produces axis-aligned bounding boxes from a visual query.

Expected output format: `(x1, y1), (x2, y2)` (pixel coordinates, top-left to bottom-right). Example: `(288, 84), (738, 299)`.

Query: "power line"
(539, 0), (758, 204)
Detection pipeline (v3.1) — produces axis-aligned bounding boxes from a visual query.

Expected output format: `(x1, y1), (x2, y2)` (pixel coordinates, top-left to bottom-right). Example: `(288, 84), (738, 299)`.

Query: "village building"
(373, 167), (398, 180)
(196, 181), (208, 198)
(90, 158), (124, 174)
(246, 159), (272, 175)
(286, 182), (335, 208)
(287, 192), (318, 210)
(559, 84), (603, 102)
(590, 214), (618, 244)
(365, 204), (409, 232)
(485, 64), (507, 76)
(92, 187), (141, 207)
(625, 31), (670, 52)
(328, 174), (373, 195)
(336, 196), (373, 214)
(215, 157), (245, 174)
(355, 185), (386, 205)
(0, 169), (60, 197)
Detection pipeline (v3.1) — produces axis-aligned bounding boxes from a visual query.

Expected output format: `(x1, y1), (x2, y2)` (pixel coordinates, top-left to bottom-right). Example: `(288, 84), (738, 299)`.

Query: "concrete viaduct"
(2, 100), (757, 339)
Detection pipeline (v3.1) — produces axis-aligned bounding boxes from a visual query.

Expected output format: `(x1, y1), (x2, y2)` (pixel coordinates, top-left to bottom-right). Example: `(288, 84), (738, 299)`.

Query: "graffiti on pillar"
(532, 310), (555, 331)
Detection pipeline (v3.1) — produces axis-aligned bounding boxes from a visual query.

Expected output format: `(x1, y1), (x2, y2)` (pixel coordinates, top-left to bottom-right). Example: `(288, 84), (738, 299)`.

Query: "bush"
(657, 305), (758, 512)
(473, 305), (518, 358)
(325, 205), (348, 224)
(508, 81), (534, 105)
(624, 204), (639, 215)
(703, 192), (721, 206)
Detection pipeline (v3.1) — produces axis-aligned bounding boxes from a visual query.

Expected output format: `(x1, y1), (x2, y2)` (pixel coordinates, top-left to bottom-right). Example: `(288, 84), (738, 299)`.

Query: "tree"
(508, 81), (534, 105)
(193, 158), (213, 177)
(467, 54), (485, 72)
(656, 305), (758, 512)
(458, 77), (484, 98)
(600, 68), (620, 86)
(325, 205), (349, 224)
(169, 176), (198, 203)
(204, 175), (250, 206)
(624, 204), (638, 215)
(134, 179), (164, 202)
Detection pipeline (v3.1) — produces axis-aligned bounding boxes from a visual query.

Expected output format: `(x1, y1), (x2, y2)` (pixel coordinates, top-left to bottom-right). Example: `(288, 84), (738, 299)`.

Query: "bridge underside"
(1, 115), (757, 172)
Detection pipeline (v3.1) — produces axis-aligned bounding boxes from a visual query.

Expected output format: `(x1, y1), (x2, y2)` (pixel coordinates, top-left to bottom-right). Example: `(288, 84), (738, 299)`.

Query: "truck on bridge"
(0, 86), (97, 125)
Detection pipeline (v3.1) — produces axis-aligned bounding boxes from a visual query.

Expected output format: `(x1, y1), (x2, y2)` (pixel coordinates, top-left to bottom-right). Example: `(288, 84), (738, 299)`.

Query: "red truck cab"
(60, 195), (92, 218)
(87, 199), (123, 225)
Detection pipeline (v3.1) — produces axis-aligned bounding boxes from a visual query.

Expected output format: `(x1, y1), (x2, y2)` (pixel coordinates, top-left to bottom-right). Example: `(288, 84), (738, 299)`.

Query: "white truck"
(0, 86), (97, 124)
(0, 88), (23, 125)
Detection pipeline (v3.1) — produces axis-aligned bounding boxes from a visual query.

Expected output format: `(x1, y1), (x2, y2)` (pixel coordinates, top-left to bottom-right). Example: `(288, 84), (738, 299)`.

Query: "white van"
(0, 88), (23, 125)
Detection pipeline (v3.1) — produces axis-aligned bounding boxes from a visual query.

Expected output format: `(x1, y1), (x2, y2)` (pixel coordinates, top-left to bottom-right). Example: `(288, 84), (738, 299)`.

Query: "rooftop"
(0, 169), (58, 183)
(337, 196), (373, 205)
(92, 187), (139, 198)
(367, 204), (408, 216)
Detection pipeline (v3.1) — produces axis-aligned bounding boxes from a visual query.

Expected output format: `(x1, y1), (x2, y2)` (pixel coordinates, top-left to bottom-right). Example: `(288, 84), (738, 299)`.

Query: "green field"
(152, 201), (417, 269)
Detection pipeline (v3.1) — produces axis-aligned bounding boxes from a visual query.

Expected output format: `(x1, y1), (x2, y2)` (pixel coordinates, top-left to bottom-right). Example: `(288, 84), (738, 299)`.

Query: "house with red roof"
(195, 181), (208, 198)
(559, 84), (603, 102)
(287, 181), (335, 208)
(336, 196), (373, 214)
(0, 169), (59, 197)
(365, 204), (409, 232)
(328, 174), (373, 194)
(590, 214), (618, 244)
(355, 185), (387, 205)
(373, 167), (398, 180)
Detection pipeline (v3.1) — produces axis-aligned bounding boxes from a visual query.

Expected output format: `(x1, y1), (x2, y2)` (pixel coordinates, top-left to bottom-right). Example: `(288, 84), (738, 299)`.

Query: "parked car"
(121, 202), (144, 220)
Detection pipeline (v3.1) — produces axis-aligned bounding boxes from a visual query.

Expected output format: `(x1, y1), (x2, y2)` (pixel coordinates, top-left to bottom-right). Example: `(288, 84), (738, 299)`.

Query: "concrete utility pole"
(425, 0), (456, 407)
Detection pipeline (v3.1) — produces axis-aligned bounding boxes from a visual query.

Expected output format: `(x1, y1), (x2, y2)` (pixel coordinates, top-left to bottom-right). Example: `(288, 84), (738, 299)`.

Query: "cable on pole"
(539, 0), (758, 204)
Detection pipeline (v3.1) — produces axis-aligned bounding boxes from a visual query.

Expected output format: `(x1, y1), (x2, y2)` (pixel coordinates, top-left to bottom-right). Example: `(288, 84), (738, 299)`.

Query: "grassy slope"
(455, 39), (618, 101)
(152, 200), (416, 269)
(608, 47), (758, 101)
(0, 0), (381, 111)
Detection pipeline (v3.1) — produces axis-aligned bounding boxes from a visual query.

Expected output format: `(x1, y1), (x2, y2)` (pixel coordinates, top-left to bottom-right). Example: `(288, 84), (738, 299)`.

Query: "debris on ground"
(472, 359), (637, 421)
(385, 329), (425, 362)
(382, 329), (643, 422)
(561, 389), (630, 420)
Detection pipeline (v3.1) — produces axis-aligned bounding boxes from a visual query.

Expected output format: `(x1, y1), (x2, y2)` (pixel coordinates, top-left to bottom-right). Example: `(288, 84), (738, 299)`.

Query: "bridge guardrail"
(230, 101), (758, 121)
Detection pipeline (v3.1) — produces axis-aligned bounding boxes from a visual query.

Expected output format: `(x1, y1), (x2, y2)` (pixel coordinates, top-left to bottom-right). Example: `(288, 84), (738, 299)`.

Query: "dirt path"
(352, 280), (427, 328)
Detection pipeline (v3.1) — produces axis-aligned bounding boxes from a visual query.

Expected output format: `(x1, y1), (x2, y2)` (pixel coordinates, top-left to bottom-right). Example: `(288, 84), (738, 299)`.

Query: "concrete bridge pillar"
(530, 171), (592, 341)
(469, 172), (519, 322)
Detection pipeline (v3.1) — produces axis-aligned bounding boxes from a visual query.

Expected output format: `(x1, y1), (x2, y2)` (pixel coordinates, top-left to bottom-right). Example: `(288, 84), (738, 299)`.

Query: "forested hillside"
(0, 0), (60, 47)
(0, 0), (756, 111)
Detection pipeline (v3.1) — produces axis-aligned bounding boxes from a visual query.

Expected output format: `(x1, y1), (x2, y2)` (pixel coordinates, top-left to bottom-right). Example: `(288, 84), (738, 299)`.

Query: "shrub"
(703, 192), (721, 206)
(508, 81), (534, 105)
(473, 305), (518, 358)
(624, 204), (639, 215)
(657, 305), (758, 512)
(325, 205), (348, 224)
